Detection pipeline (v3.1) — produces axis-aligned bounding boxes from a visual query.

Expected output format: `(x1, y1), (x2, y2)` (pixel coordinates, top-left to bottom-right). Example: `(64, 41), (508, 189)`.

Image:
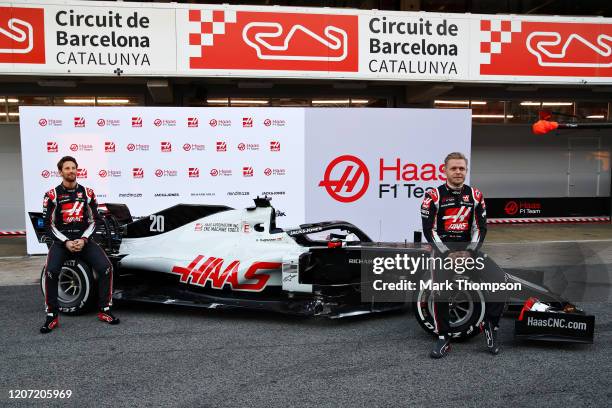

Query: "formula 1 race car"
(29, 197), (584, 341)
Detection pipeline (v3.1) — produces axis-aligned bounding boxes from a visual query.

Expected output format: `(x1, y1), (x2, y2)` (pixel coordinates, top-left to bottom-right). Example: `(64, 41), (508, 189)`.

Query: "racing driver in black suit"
(40, 156), (120, 334)
(421, 152), (505, 358)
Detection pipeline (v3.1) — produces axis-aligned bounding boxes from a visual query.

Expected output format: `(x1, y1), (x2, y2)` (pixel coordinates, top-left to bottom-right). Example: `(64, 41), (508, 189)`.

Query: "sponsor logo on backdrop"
(119, 193), (143, 198)
(104, 141), (116, 152)
(210, 168), (232, 177)
(504, 201), (518, 215)
(97, 118), (120, 127)
(209, 118), (231, 127)
(161, 141), (172, 152)
(270, 141), (281, 151)
(191, 192), (215, 197)
(127, 143), (150, 151)
(263, 118), (286, 127)
(216, 141), (227, 152)
(183, 143), (205, 151)
(187, 117), (199, 127)
(132, 168), (144, 178)
(154, 192), (179, 197)
(47, 142), (58, 152)
(153, 118), (176, 127)
(504, 200), (542, 216)
(70, 143), (93, 152)
(98, 169), (121, 178)
(76, 168), (88, 178)
(264, 168), (286, 176)
(155, 168), (177, 177)
(0, 7), (46, 64)
(227, 191), (250, 196)
(187, 9), (358, 72)
(238, 142), (260, 151)
(243, 166), (254, 177)
(39, 118), (62, 127)
(188, 167), (200, 178)
(132, 117), (143, 127)
(479, 19), (612, 78)
(41, 169), (62, 178)
(261, 191), (286, 196)
(319, 155), (445, 203)
(242, 117), (253, 128)
(319, 155), (370, 203)
(74, 117), (86, 127)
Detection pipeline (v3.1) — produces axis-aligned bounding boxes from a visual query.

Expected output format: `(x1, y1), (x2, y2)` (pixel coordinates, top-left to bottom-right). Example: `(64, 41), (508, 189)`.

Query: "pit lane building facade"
(1, 0), (611, 230)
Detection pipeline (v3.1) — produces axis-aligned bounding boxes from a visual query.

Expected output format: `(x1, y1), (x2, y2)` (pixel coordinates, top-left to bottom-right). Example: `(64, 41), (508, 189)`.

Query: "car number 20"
(149, 215), (165, 232)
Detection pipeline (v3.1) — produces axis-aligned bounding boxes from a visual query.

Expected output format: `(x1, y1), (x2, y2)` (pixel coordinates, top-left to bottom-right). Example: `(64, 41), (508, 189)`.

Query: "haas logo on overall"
(61, 202), (84, 223)
(442, 206), (471, 231)
(0, 7), (45, 64)
(186, 9), (358, 72)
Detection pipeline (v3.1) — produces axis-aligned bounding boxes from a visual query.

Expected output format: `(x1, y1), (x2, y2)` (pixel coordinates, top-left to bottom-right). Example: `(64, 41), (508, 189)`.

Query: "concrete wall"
(0, 122), (610, 229)
(0, 124), (25, 230)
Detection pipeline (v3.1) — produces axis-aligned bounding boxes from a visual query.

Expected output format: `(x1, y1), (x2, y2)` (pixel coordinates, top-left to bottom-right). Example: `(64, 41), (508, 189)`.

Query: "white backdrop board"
(20, 107), (305, 254)
(304, 108), (471, 242)
(20, 107), (470, 254)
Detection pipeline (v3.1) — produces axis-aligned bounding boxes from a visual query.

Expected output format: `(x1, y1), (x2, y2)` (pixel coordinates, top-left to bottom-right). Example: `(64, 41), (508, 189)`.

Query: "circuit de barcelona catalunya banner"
(1, 0), (611, 83)
(20, 107), (470, 254)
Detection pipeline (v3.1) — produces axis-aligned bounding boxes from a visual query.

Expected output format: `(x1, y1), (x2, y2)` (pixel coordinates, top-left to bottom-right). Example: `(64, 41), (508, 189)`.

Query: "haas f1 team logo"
(442, 206), (471, 231)
(319, 155), (370, 203)
(479, 19), (612, 77)
(61, 201), (84, 223)
(0, 7), (45, 64)
(187, 9), (358, 72)
(171, 255), (280, 292)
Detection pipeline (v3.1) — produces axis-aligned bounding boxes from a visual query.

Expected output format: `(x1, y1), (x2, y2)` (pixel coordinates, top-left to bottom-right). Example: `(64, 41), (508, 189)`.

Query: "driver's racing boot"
(98, 307), (120, 325)
(40, 312), (59, 334)
(430, 335), (451, 359)
(481, 320), (500, 355)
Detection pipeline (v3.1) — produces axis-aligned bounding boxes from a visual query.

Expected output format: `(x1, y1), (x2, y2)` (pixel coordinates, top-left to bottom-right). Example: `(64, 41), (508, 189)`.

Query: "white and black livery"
(30, 197), (590, 342)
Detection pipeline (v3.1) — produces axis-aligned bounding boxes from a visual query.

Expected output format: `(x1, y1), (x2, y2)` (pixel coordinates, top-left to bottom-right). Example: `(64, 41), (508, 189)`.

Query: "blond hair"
(444, 152), (468, 167)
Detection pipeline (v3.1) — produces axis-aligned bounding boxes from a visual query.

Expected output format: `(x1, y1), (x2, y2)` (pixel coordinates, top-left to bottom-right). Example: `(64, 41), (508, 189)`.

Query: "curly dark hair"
(57, 156), (78, 171)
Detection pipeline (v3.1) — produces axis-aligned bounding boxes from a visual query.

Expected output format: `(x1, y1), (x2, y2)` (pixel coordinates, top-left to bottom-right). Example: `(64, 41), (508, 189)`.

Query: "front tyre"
(413, 275), (486, 340)
(40, 259), (96, 315)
